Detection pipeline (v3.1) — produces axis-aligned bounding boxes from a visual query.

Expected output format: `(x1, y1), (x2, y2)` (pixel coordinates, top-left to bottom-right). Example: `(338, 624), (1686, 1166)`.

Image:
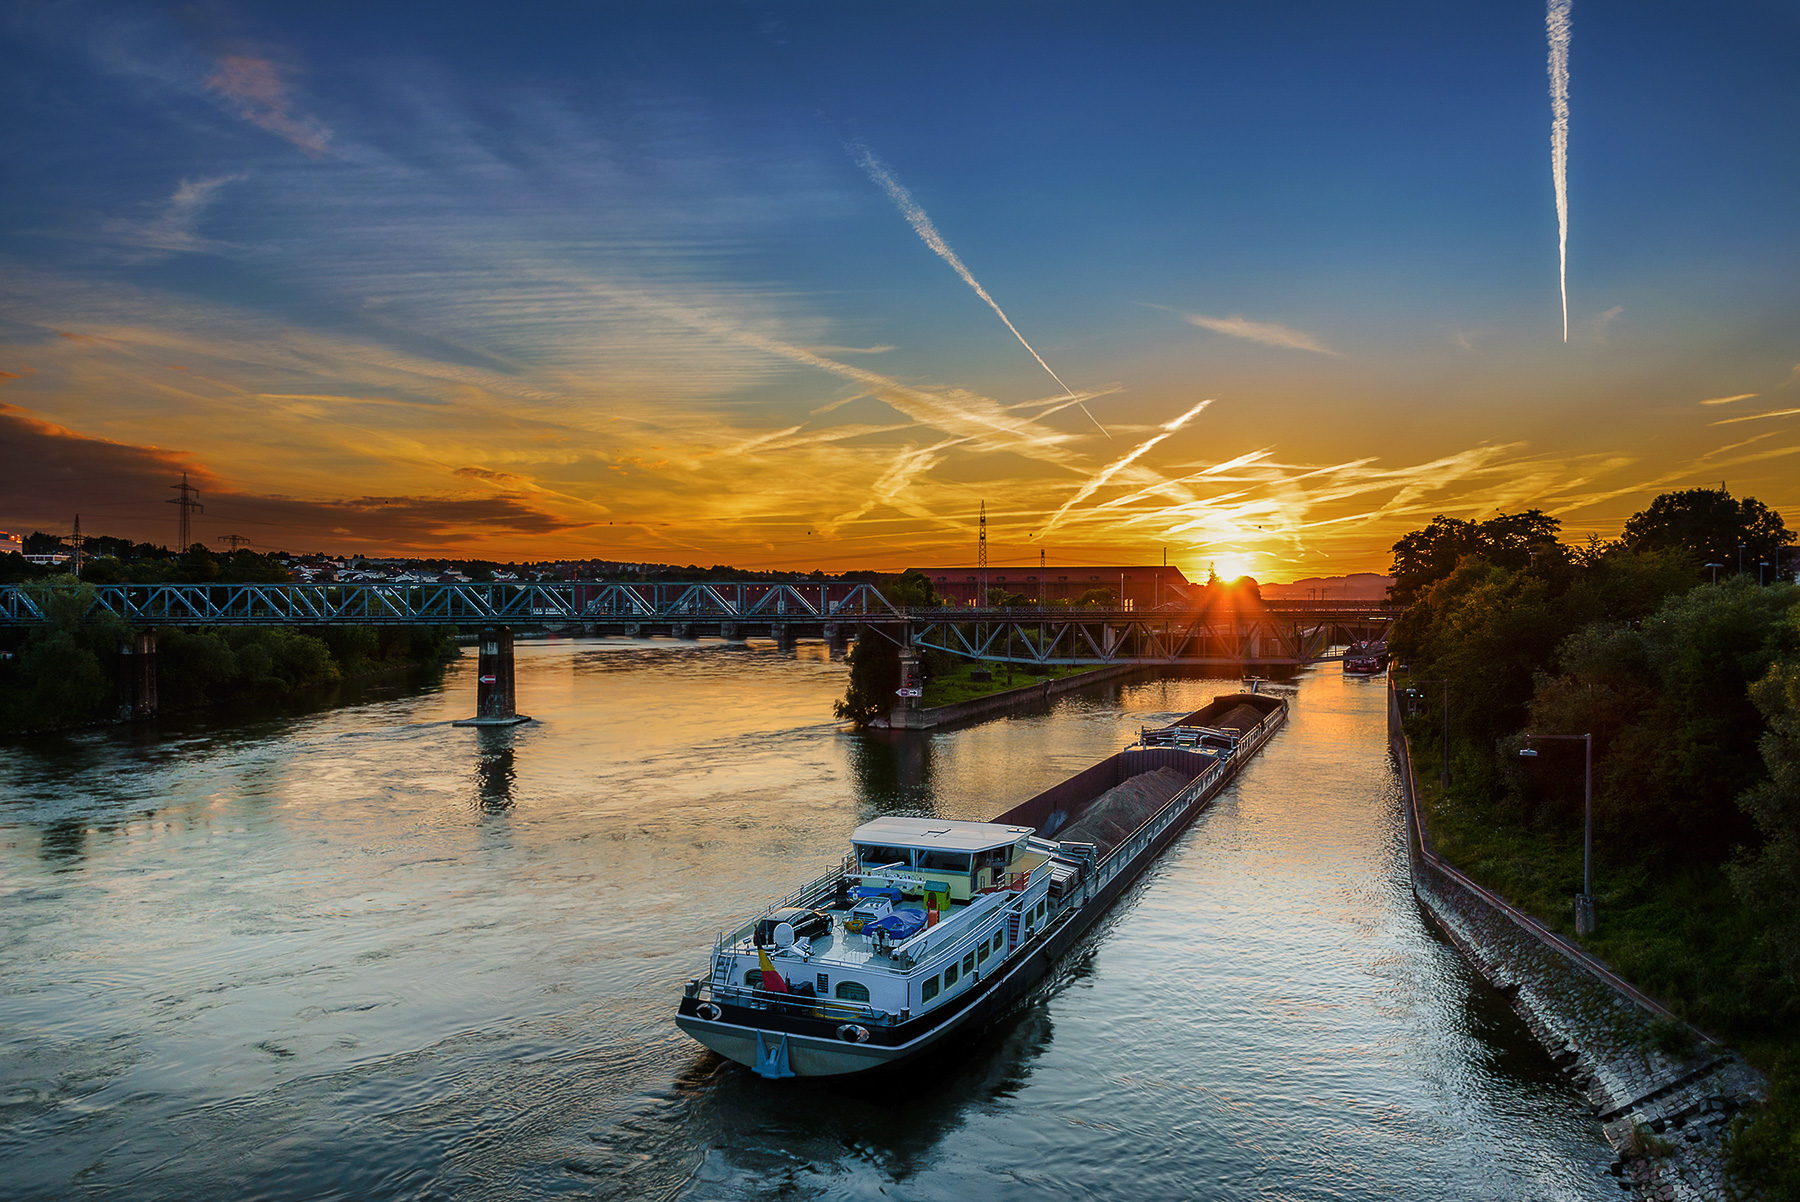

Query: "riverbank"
(1389, 678), (1766, 1197)
(877, 661), (1151, 730)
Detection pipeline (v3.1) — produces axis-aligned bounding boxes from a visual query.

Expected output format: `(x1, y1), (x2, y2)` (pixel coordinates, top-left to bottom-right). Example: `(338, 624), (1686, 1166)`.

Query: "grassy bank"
(920, 659), (1100, 708)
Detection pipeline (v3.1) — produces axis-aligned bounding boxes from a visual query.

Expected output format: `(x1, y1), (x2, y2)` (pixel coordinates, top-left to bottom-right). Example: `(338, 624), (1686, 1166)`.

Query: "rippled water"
(0, 637), (1613, 1200)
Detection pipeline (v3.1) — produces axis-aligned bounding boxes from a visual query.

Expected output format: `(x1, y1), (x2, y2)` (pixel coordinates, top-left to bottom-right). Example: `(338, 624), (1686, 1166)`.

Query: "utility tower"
(220, 534), (251, 553)
(978, 501), (987, 606)
(71, 514), (85, 576)
(167, 473), (203, 552)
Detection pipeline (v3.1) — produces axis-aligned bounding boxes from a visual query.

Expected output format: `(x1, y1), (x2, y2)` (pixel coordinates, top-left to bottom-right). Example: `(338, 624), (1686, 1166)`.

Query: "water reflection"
(847, 729), (940, 818)
(472, 728), (517, 812)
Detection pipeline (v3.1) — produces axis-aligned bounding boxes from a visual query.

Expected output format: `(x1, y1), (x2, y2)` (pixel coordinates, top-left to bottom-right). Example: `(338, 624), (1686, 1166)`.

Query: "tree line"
(1387, 487), (1798, 1194)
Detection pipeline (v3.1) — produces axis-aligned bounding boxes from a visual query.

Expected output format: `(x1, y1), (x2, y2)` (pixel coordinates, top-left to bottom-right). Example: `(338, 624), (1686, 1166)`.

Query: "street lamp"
(1705, 562), (1723, 585)
(1519, 732), (1595, 934)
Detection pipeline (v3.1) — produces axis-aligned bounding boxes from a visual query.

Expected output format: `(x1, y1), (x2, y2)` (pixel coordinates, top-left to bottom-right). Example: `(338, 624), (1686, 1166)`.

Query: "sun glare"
(1209, 552), (1253, 581)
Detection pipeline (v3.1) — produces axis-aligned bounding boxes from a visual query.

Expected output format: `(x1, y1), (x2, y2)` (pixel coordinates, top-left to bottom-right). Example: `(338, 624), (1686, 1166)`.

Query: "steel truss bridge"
(0, 581), (1395, 666)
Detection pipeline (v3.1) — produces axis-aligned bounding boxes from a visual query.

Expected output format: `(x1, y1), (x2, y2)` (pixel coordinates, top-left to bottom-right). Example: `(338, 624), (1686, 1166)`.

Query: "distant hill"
(1259, 572), (1393, 601)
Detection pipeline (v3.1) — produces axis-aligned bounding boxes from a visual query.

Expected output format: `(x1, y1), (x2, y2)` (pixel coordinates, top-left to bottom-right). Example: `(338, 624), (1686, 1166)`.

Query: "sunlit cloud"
(1182, 312), (1336, 355)
(205, 56), (332, 155)
(1710, 407), (1800, 426)
(1700, 393), (1758, 406)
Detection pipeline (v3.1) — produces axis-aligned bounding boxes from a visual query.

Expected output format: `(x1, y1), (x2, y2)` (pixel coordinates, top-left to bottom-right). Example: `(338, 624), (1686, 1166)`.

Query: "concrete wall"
(1388, 680), (1764, 1198)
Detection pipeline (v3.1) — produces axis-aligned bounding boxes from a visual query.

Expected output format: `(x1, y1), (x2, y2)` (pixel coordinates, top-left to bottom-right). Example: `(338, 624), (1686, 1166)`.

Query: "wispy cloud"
(1710, 407), (1800, 426)
(1700, 393), (1758, 406)
(99, 174), (244, 260)
(1041, 400), (1212, 534)
(205, 56), (331, 155)
(1182, 312), (1336, 355)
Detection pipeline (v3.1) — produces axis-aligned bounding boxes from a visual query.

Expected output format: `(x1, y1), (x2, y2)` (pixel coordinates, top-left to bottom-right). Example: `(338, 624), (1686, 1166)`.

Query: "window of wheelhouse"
(835, 980), (870, 1003)
(855, 844), (915, 871)
(918, 849), (972, 875)
(921, 974), (940, 1003)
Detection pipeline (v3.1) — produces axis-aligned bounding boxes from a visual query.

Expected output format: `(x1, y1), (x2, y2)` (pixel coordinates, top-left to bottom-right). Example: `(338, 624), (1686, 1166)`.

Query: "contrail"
(1041, 400), (1211, 535)
(849, 140), (1109, 437)
(1548, 0), (1572, 342)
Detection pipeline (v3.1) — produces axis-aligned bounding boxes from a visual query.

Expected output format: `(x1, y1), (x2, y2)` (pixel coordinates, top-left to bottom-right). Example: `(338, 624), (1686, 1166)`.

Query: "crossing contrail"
(849, 140), (1108, 437)
(1548, 0), (1572, 342)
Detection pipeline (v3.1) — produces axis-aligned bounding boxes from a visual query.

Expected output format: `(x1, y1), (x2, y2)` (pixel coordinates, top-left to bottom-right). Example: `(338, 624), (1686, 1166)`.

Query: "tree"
(1389, 510), (1562, 604)
(1621, 488), (1790, 577)
(834, 632), (900, 726)
(880, 569), (938, 609)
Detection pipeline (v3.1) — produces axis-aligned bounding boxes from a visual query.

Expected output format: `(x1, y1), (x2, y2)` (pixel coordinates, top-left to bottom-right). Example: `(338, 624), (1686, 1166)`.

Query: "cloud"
(1576, 305), (1623, 343)
(1182, 312), (1336, 355)
(205, 56), (331, 155)
(1700, 393), (1758, 406)
(0, 403), (575, 548)
(1710, 408), (1800, 427)
(99, 174), (244, 260)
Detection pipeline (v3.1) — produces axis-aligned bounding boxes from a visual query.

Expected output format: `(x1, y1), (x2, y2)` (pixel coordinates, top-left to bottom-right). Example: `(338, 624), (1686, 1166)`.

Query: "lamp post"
(1705, 562), (1723, 585)
(1519, 732), (1595, 934)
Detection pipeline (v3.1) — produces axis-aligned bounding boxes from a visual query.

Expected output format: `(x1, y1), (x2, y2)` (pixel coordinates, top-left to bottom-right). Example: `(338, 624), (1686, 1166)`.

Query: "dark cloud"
(0, 406), (578, 552)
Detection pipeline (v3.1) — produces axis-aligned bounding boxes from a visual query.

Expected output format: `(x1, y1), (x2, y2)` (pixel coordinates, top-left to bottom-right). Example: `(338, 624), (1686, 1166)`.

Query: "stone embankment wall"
(882, 662), (1148, 730)
(1388, 681), (1765, 1200)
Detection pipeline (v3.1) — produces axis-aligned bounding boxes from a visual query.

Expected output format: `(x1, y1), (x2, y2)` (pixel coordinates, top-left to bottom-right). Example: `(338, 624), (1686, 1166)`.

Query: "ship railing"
(713, 854), (855, 953)
(704, 982), (898, 1025)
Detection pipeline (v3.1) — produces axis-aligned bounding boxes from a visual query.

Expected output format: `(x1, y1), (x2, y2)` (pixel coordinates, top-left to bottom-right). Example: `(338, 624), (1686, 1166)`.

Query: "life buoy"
(836, 1023), (871, 1044)
(694, 1001), (722, 1022)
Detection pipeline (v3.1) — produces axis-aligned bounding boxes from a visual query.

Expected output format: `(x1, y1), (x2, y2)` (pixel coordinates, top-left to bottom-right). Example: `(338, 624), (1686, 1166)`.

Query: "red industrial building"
(907, 565), (1196, 609)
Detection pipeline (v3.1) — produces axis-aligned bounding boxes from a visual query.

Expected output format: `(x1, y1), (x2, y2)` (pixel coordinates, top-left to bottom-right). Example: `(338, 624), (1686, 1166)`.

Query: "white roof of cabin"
(851, 816), (1033, 853)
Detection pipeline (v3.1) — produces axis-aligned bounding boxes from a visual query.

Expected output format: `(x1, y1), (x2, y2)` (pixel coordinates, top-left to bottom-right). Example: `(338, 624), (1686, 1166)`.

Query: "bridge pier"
(773, 626), (796, 652)
(889, 637), (925, 729)
(454, 626), (531, 727)
(114, 632), (157, 720)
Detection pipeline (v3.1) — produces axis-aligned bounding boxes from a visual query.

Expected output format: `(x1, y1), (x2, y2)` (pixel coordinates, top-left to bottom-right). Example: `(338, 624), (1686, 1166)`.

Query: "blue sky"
(1, 1), (1796, 576)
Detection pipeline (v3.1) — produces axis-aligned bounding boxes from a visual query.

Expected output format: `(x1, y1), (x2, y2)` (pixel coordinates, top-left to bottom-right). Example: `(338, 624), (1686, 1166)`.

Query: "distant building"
(907, 565), (1194, 609)
(0, 531), (21, 556)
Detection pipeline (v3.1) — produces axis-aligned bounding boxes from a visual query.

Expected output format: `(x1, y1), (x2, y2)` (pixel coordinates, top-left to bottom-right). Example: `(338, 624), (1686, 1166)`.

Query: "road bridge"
(0, 581), (1396, 724)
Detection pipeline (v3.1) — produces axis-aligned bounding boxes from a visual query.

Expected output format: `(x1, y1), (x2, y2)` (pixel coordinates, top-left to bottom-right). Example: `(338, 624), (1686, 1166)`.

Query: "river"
(0, 637), (1614, 1200)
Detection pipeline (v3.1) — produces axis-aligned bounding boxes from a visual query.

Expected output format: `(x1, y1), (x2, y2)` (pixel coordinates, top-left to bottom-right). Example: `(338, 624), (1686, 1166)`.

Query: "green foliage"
(1388, 509), (1562, 604)
(1735, 641), (1800, 994)
(879, 569), (939, 609)
(0, 579), (131, 731)
(1075, 585), (1116, 606)
(834, 632), (899, 726)
(1622, 487), (1790, 575)
(1730, 1055), (1800, 1201)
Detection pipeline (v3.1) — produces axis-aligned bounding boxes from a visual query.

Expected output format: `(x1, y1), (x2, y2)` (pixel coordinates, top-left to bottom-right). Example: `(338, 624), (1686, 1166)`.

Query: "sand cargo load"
(675, 691), (1286, 1078)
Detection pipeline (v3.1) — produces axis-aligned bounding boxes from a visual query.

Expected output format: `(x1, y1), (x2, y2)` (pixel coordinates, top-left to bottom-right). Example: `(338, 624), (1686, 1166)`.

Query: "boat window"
(918, 850), (972, 873)
(744, 969), (762, 988)
(962, 951), (976, 974)
(943, 962), (958, 987)
(856, 844), (915, 870)
(991, 932), (1004, 955)
(835, 980), (870, 1003)
(921, 975), (940, 1003)
(976, 939), (990, 963)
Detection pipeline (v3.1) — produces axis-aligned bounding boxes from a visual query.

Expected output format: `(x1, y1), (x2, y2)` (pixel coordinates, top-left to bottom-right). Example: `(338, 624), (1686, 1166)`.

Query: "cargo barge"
(674, 691), (1286, 1077)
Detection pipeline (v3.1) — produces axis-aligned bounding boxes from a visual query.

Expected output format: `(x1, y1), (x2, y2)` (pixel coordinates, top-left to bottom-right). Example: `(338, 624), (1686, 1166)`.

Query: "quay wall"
(883, 662), (1150, 730)
(1388, 679), (1764, 1199)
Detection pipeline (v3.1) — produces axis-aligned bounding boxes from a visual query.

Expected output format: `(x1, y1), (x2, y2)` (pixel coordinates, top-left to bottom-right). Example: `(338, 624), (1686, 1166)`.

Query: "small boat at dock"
(673, 691), (1287, 1078)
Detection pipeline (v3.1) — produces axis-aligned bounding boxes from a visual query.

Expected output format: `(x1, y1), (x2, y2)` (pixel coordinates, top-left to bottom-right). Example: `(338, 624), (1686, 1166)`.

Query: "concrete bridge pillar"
(889, 637), (923, 728)
(455, 626), (531, 727)
(823, 622), (850, 653)
(773, 626), (796, 652)
(721, 622), (740, 642)
(114, 631), (157, 720)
